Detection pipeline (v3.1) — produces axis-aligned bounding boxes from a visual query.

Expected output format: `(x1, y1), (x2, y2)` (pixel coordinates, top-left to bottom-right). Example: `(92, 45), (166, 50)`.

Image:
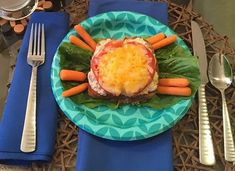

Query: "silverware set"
(19, 21), (235, 165)
(191, 20), (235, 165)
(20, 23), (45, 153)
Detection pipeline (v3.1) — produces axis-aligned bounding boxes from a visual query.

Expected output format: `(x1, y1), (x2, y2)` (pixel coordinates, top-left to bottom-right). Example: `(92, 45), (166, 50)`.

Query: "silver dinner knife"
(191, 20), (216, 165)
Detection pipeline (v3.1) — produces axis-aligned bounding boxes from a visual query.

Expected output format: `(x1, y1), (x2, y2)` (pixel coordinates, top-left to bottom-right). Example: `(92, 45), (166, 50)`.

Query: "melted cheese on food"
(98, 44), (151, 96)
(88, 70), (158, 96)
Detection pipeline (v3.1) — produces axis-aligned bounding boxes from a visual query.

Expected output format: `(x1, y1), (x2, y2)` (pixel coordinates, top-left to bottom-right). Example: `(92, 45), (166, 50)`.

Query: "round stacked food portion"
(88, 37), (159, 103)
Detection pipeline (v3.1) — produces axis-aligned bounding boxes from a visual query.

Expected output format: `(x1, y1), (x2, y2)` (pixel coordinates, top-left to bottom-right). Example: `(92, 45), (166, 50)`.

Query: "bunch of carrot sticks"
(146, 33), (177, 50)
(69, 24), (177, 52)
(157, 78), (191, 97)
(60, 24), (97, 97)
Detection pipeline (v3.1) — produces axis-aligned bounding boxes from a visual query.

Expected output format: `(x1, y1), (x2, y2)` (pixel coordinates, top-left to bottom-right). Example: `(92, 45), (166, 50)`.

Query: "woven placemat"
(1, 0), (235, 170)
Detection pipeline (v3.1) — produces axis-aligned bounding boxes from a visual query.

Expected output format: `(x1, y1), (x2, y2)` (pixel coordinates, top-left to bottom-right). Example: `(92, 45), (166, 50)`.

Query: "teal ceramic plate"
(51, 11), (193, 141)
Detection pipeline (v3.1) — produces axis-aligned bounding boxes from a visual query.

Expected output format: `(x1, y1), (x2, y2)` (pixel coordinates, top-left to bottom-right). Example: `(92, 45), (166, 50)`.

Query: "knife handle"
(198, 84), (215, 165)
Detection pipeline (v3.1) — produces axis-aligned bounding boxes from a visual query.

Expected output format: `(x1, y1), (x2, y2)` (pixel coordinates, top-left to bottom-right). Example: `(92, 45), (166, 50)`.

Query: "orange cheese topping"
(98, 44), (151, 96)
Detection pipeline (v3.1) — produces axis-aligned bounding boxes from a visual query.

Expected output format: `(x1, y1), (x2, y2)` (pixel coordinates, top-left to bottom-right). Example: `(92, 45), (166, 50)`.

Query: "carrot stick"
(146, 33), (165, 44)
(158, 78), (190, 87)
(157, 86), (191, 96)
(62, 83), (88, 97)
(60, 69), (86, 81)
(69, 35), (94, 52)
(74, 24), (97, 50)
(152, 35), (177, 50)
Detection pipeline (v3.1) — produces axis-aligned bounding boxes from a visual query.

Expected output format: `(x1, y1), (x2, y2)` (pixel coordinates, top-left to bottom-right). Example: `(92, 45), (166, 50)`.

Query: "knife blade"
(191, 20), (216, 165)
(191, 21), (208, 83)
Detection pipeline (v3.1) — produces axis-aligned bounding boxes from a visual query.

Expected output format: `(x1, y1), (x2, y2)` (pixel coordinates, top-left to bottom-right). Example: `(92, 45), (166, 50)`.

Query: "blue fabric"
(76, 1), (173, 171)
(88, 0), (168, 24)
(0, 12), (69, 165)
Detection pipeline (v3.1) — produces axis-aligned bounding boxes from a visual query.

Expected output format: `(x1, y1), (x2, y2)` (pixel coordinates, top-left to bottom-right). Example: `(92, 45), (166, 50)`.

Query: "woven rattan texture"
(1, 0), (235, 170)
(49, 1), (235, 170)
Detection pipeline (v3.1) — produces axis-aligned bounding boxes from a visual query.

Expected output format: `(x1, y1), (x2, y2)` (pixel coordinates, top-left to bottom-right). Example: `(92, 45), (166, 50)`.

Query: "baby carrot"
(69, 35), (94, 52)
(157, 86), (192, 96)
(158, 78), (190, 87)
(62, 83), (88, 97)
(152, 35), (177, 50)
(146, 33), (165, 44)
(74, 24), (97, 50)
(60, 69), (86, 81)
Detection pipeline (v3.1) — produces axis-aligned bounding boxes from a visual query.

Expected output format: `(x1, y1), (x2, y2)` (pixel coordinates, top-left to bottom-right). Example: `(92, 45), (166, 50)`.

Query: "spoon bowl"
(208, 53), (233, 90)
(208, 53), (235, 162)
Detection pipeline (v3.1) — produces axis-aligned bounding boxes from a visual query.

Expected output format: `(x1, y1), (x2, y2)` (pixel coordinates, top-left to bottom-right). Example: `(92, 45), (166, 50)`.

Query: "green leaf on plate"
(112, 32), (124, 39)
(148, 17), (159, 26)
(137, 16), (147, 23)
(125, 107), (137, 116)
(97, 114), (111, 122)
(109, 128), (120, 139)
(136, 25), (146, 34)
(116, 107), (125, 115)
(176, 106), (188, 116)
(82, 124), (94, 134)
(86, 19), (93, 26)
(149, 123), (161, 132)
(126, 13), (136, 22)
(135, 131), (146, 139)
(124, 118), (137, 126)
(106, 13), (115, 20)
(163, 114), (174, 124)
(59, 42), (92, 73)
(138, 119), (147, 124)
(122, 131), (134, 140)
(105, 20), (113, 29)
(102, 29), (111, 38)
(139, 124), (148, 133)
(116, 13), (126, 21)
(93, 19), (104, 27)
(96, 106), (108, 112)
(90, 28), (101, 36)
(86, 116), (98, 125)
(113, 22), (125, 30)
(112, 115), (123, 126)
(73, 114), (84, 122)
(85, 110), (97, 119)
(139, 107), (151, 119)
(147, 26), (156, 35)
(97, 127), (109, 135)
(125, 23), (135, 33)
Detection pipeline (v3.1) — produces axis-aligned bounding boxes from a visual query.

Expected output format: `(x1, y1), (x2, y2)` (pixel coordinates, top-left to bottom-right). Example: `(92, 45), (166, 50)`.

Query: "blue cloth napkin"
(0, 12), (69, 165)
(76, 1), (173, 171)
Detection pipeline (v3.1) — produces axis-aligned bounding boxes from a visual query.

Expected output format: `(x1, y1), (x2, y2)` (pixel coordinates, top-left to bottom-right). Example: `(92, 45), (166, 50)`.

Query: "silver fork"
(20, 23), (45, 153)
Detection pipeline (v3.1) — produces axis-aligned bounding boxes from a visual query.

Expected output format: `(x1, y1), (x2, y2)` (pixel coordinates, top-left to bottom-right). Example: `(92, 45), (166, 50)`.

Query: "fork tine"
(37, 23), (41, 56)
(41, 24), (45, 56)
(28, 24), (34, 55)
(33, 23), (37, 55)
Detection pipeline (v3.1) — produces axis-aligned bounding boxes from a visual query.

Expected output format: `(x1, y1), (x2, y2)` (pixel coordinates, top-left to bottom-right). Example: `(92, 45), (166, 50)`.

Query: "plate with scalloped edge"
(51, 11), (198, 141)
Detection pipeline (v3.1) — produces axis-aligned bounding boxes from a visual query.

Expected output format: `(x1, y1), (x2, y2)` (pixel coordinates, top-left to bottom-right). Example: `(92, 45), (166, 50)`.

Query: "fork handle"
(198, 84), (215, 165)
(20, 66), (37, 152)
(221, 91), (235, 162)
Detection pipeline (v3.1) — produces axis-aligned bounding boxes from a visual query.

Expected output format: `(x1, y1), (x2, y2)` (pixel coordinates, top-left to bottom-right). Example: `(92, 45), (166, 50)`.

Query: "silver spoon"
(208, 53), (235, 162)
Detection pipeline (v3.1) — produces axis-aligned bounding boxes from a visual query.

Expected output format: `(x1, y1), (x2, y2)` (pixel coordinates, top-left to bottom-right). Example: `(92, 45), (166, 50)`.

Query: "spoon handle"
(221, 91), (235, 162)
(198, 84), (215, 165)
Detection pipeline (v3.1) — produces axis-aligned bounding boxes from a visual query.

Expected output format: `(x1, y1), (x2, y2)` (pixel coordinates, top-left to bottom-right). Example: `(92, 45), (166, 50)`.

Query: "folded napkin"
(88, 0), (168, 25)
(76, 1), (173, 171)
(0, 12), (69, 165)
